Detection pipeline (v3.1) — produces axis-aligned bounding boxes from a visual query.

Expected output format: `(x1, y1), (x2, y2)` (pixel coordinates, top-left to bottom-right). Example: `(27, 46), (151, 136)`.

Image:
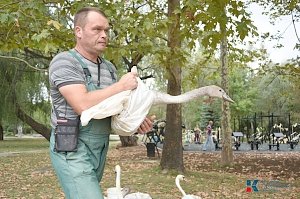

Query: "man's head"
(74, 7), (110, 56)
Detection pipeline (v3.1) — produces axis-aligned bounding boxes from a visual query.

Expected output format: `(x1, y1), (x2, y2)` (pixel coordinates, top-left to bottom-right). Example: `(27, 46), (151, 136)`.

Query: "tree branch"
(0, 55), (48, 72)
(24, 47), (52, 60)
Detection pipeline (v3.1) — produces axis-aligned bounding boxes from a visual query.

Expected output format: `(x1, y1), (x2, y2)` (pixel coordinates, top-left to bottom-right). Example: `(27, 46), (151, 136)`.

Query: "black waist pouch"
(55, 117), (79, 152)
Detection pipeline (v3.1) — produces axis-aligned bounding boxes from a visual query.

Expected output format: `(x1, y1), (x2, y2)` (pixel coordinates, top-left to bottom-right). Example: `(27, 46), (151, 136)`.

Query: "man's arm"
(59, 71), (138, 115)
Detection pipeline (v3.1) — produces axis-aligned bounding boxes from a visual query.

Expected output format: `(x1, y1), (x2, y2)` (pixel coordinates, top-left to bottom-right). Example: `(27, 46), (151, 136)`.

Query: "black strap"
(102, 58), (116, 82)
(97, 58), (101, 86)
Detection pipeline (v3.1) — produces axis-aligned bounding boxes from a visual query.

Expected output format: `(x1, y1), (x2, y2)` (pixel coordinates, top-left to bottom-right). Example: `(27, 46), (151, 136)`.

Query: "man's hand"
(137, 117), (153, 134)
(118, 72), (138, 91)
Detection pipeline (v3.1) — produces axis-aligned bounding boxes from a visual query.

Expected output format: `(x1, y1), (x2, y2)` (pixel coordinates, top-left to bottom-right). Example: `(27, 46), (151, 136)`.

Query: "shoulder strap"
(69, 49), (116, 83)
(102, 59), (116, 82)
(68, 49), (91, 80)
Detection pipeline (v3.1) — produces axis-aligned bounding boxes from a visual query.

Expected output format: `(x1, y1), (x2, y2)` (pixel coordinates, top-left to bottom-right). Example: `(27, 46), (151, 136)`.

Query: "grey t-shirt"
(49, 49), (117, 128)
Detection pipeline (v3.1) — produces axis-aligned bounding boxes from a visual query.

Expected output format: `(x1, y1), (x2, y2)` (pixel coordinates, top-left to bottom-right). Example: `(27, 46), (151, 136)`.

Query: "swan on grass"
(106, 165), (152, 199)
(81, 66), (234, 136)
(175, 175), (201, 199)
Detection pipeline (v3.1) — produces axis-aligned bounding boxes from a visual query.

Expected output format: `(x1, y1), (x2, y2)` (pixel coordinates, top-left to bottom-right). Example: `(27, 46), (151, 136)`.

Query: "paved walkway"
(0, 149), (47, 157)
(156, 142), (300, 153)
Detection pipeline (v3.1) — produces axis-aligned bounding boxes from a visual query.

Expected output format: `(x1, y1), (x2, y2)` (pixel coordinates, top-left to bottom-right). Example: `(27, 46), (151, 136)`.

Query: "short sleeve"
(49, 51), (85, 88)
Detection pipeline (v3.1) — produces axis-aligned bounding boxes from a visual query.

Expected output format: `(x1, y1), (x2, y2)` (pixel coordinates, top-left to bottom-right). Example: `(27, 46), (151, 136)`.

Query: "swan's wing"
(106, 187), (124, 198)
(111, 78), (154, 136)
(124, 192), (152, 199)
(80, 91), (130, 126)
(81, 77), (154, 136)
(122, 187), (131, 197)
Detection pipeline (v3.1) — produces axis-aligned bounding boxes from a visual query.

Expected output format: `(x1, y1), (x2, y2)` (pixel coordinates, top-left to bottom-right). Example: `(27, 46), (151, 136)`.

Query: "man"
(49, 7), (152, 199)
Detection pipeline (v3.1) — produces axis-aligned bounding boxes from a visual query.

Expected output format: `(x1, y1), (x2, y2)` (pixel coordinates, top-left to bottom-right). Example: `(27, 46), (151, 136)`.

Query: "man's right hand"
(118, 72), (138, 91)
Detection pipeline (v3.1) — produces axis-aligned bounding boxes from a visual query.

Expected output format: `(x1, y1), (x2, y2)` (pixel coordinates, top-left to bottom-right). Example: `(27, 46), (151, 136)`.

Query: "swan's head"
(207, 85), (234, 103)
(176, 174), (185, 184)
(115, 165), (121, 174)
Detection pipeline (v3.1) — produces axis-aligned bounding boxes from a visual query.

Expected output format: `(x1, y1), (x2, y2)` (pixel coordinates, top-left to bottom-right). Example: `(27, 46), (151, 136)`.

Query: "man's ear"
(74, 26), (82, 39)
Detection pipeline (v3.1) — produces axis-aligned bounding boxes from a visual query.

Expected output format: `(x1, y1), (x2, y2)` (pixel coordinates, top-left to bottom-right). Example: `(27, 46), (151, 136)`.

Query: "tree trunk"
(119, 135), (138, 147)
(160, 0), (184, 172)
(220, 6), (233, 165)
(0, 120), (3, 141)
(16, 103), (51, 141)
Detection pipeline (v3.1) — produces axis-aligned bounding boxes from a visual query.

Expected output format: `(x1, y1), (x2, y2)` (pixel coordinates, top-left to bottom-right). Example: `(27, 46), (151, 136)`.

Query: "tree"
(195, 0), (258, 165)
(219, 3), (233, 164)
(0, 53), (50, 141)
(160, 0), (184, 172)
(199, 102), (221, 129)
(0, 122), (3, 140)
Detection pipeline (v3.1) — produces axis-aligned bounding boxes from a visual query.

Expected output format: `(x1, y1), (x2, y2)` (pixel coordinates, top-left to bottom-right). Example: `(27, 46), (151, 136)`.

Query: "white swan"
(81, 66), (234, 136)
(106, 165), (152, 199)
(175, 175), (201, 199)
(106, 165), (127, 199)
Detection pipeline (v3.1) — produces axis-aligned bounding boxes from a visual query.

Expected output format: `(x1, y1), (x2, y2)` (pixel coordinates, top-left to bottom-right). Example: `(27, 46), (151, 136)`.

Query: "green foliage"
(229, 67), (258, 117)
(199, 102), (222, 129)
(0, 0), (299, 137)
(0, 51), (50, 130)
(253, 71), (295, 114)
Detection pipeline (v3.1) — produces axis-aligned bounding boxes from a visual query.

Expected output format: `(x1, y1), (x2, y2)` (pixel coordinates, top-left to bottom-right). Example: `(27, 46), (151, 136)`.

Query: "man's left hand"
(137, 117), (153, 134)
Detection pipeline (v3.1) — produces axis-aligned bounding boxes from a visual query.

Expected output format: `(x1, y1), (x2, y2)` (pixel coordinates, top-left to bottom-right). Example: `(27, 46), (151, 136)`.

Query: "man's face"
(76, 11), (110, 54)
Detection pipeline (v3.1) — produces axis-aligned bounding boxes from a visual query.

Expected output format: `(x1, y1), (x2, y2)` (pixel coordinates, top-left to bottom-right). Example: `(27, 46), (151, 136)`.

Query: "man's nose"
(100, 30), (107, 38)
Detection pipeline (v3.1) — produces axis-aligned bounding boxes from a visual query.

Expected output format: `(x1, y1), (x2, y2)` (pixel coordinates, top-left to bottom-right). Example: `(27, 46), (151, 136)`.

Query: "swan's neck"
(116, 169), (122, 192)
(153, 86), (210, 105)
(176, 178), (187, 196)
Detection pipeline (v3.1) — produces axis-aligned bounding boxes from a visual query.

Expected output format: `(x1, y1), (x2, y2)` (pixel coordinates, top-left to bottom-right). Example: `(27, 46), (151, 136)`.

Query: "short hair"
(74, 7), (107, 28)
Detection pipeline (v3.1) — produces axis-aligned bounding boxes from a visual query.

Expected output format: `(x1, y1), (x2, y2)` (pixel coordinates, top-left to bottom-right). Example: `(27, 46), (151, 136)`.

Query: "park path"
(0, 149), (47, 157)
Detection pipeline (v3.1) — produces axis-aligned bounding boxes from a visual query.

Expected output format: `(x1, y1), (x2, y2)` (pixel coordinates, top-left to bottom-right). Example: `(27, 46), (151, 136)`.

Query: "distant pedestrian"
(202, 121), (215, 151)
(194, 127), (201, 144)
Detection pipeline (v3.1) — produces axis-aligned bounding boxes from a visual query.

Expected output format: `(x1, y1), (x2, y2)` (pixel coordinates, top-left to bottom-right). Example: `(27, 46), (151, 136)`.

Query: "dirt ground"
(184, 151), (300, 180)
(110, 144), (300, 180)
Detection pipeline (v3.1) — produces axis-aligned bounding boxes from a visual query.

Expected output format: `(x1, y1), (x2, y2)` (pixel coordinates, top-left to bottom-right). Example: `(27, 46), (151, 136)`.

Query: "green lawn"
(0, 138), (299, 199)
(0, 138), (49, 153)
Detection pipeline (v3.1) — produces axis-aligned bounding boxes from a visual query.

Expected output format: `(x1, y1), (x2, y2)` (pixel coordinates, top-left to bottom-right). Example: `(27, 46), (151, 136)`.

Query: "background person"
(194, 127), (201, 144)
(202, 121), (215, 151)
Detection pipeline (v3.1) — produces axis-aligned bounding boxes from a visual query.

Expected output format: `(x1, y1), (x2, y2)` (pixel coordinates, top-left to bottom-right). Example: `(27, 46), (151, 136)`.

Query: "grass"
(0, 138), (299, 199)
(0, 138), (49, 153)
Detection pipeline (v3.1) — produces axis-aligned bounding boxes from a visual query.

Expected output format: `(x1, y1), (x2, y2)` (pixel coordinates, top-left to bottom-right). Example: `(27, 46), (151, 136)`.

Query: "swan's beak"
(222, 94), (234, 103)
